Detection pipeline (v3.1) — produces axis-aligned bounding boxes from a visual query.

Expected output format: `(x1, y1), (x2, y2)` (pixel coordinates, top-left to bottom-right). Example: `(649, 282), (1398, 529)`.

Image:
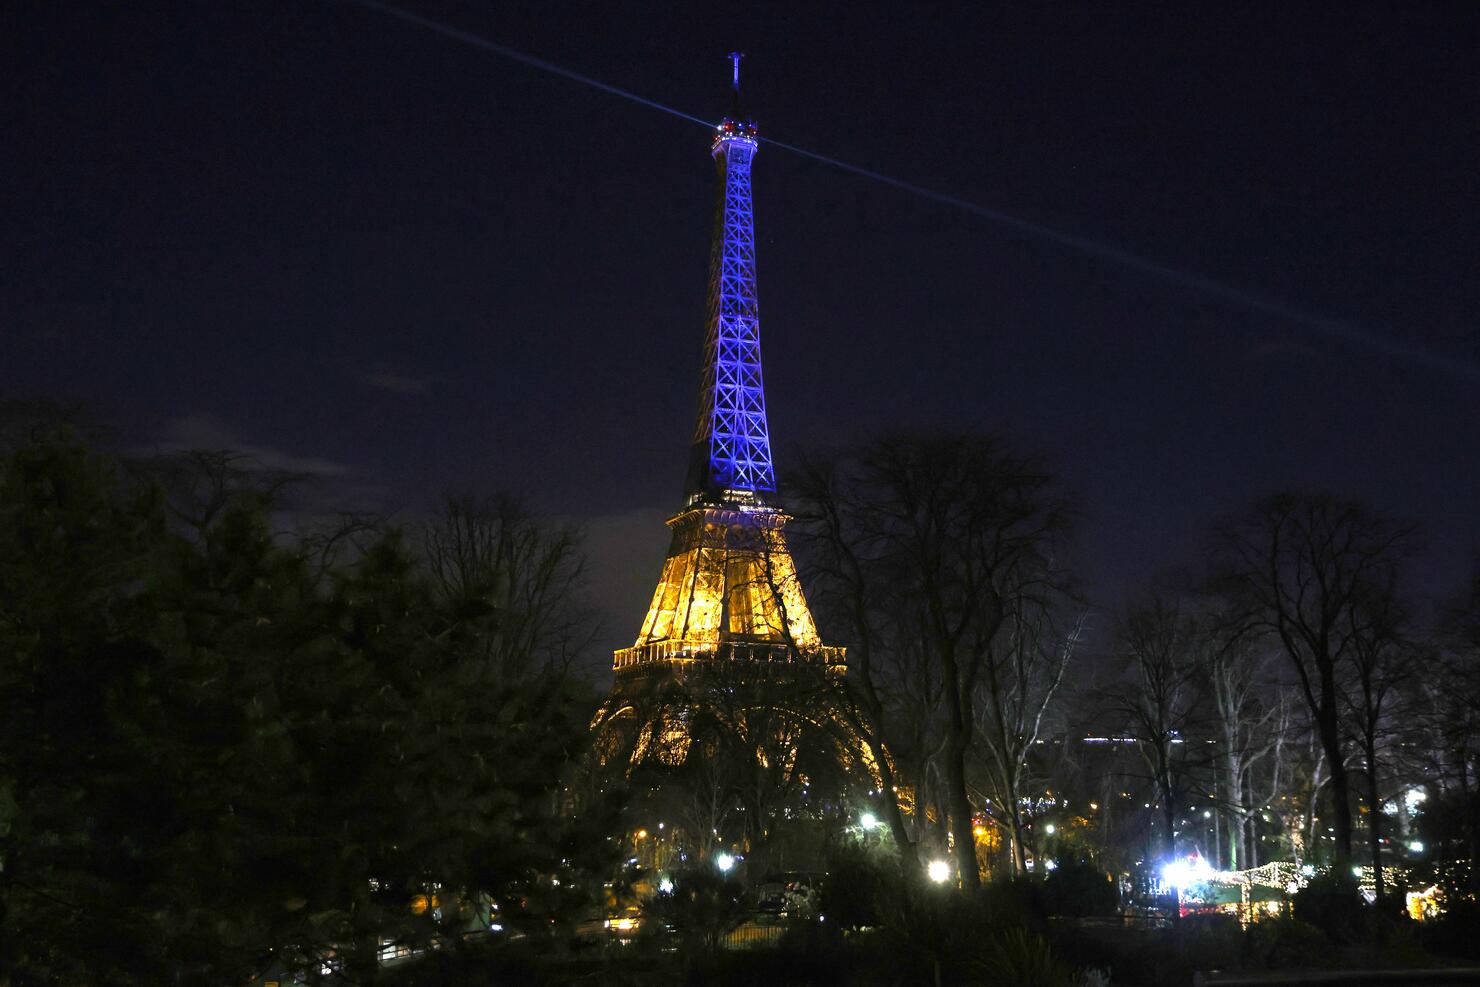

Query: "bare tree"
(790, 434), (1076, 888)
(1112, 595), (1203, 866)
(671, 732), (741, 866)
(1341, 572), (1411, 906)
(1198, 608), (1288, 870)
(142, 448), (384, 585)
(1234, 692), (1294, 869)
(973, 604), (1082, 873)
(698, 662), (834, 872)
(1297, 739), (1330, 863)
(422, 492), (594, 681)
(146, 450), (300, 535)
(789, 453), (929, 871)
(1410, 558), (1480, 891)
(1214, 492), (1416, 867)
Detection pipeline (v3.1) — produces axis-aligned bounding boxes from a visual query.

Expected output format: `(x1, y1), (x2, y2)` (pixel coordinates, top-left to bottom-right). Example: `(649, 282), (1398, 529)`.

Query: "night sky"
(7, 1), (1479, 671)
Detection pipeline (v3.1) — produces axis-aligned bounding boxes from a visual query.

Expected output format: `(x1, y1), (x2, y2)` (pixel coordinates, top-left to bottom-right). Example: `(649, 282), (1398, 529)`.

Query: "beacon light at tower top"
(715, 118), (758, 141)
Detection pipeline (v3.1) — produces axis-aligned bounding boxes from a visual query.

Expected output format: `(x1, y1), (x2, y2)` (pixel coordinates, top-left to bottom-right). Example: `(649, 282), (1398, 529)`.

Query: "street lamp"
(860, 812), (881, 831)
(927, 859), (952, 884)
(716, 853), (736, 873)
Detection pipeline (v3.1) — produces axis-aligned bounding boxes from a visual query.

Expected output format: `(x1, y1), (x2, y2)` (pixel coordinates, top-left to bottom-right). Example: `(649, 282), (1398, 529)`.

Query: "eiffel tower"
(595, 55), (845, 768)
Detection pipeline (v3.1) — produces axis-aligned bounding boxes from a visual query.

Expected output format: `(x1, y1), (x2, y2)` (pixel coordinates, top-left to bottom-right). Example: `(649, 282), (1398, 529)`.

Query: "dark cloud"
(154, 415), (352, 478)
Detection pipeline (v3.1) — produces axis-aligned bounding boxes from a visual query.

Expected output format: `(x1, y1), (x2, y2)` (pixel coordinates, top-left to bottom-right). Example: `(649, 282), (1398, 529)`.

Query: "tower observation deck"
(610, 55), (843, 683)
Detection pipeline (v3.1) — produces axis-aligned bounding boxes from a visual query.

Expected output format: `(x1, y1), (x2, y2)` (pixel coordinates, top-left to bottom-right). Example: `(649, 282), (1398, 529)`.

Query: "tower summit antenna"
(728, 51), (744, 116)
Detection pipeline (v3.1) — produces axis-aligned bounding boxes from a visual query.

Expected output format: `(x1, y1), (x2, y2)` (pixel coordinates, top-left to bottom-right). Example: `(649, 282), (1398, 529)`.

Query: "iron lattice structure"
(685, 116), (775, 501)
(592, 61), (870, 797)
(603, 58), (844, 697)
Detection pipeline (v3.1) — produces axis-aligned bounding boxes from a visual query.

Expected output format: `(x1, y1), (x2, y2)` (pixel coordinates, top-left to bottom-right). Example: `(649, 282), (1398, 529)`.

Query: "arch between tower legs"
(590, 657), (883, 810)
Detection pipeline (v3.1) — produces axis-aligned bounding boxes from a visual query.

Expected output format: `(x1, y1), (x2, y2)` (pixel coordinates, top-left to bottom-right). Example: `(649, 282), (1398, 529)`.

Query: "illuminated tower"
(601, 56), (842, 740)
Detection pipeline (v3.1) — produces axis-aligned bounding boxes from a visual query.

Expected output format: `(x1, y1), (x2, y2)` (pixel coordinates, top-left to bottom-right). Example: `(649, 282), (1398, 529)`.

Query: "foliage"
(0, 431), (617, 985)
(1177, 914), (1243, 972)
(378, 938), (654, 987)
(1242, 915), (1332, 969)
(803, 851), (1070, 983)
(642, 868), (750, 955)
(1291, 868), (1367, 944)
(863, 874), (1059, 984)
(0, 432), (183, 982)
(816, 843), (893, 931)
(1418, 896), (1480, 961)
(1043, 859), (1120, 917)
(975, 926), (1072, 986)
(974, 875), (1051, 933)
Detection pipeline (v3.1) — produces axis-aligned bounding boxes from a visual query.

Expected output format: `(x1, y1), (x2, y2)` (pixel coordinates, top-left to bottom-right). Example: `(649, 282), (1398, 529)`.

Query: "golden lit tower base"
(598, 494), (847, 769)
(614, 497), (844, 676)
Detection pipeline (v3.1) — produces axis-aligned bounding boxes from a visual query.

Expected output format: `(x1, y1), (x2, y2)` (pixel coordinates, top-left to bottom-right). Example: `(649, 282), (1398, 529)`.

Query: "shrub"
(643, 869), (749, 955)
(1177, 914), (1242, 973)
(818, 845), (894, 931)
(1291, 868), (1366, 943)
(976, 927), (1072, 987)
(863, 875), (1060, 983)
(1043, 860), (1120, 917)
(1243, 916), (1331, 969)
(977, 875), (1051, 933)
(1418, 896), (1480, 961)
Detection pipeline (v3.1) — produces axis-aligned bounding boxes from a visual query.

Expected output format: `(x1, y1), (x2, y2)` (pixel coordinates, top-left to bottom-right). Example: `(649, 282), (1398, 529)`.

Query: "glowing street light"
(927, 859), (952, 884)
(860, 812), (881, 831)
(1044, 823), (1056, 835)
(716, 853), (736, 873)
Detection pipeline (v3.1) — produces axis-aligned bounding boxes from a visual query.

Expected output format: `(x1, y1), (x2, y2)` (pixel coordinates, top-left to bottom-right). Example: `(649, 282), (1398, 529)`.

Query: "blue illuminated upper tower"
(685, 52), (776, 504)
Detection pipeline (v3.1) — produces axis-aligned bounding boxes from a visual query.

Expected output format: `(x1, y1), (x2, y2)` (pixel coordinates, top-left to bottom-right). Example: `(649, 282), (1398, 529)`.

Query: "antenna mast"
(728, 51), (744, 116)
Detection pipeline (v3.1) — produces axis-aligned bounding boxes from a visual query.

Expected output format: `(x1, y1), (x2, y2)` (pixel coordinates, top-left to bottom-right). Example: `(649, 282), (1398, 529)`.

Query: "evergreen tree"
(0, 432), (620, 985)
